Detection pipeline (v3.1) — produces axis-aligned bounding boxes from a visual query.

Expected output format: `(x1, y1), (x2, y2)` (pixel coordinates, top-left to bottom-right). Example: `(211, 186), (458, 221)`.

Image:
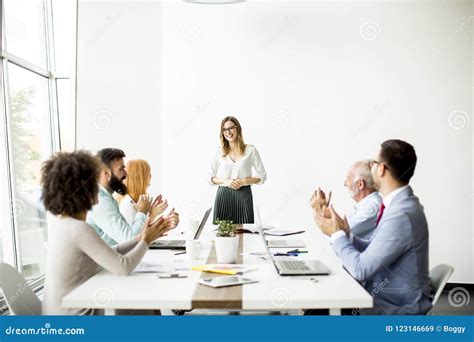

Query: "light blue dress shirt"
(87, 184), (147, 245)
(347, 191), (382, 240)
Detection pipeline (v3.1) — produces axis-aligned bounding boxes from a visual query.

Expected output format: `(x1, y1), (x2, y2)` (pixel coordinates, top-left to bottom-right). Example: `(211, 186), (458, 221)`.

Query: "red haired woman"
(119, 159), (167, 224)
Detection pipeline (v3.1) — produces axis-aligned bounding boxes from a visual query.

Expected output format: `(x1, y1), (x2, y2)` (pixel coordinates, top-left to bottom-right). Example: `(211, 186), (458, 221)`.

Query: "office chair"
(0, 263), (42, 315)
(428, 264), (454, 315)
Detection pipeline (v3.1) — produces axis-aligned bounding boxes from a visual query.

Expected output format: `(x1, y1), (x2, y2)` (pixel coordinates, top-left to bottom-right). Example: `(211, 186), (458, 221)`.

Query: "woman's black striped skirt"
(213, 185), (254, 224)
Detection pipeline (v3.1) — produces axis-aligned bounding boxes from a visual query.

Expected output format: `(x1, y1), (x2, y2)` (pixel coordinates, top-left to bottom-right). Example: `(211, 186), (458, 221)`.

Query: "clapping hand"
(140, 208), (180, 245)
(313, 205), (349, 237)
(149, 195), (168, 221)
(135, 194), (153, 214)
(310, 187), (332, 216)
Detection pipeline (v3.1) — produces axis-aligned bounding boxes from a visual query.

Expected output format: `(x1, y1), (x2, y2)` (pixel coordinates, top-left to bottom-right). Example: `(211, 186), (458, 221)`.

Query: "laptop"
(255, 207), (306, 248)
(256, 211), (330, 276)
(150, 207), (212, 250)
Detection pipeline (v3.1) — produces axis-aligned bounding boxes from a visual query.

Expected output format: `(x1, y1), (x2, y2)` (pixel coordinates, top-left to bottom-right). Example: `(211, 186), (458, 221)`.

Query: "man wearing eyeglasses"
(313, 140), (432, 315)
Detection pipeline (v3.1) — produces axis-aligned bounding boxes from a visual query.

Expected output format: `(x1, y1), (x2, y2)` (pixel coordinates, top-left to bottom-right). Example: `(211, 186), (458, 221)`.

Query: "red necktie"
(376, 203), (385, 226)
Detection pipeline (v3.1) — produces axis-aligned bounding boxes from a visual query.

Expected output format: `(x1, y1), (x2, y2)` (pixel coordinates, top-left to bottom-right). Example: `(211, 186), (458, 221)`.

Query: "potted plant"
(214, 219), (239, 264)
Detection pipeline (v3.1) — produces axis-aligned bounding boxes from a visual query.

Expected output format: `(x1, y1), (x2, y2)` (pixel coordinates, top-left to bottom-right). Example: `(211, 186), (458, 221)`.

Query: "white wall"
(76, 0), (162, 193)
(160, 0), (473, 283)
(77, 0), (473, 283)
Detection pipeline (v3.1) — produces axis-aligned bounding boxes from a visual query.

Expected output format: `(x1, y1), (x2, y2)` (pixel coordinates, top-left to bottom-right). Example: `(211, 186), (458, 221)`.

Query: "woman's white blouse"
(209, 145), (267, 185)
(119, 194), (138, 225)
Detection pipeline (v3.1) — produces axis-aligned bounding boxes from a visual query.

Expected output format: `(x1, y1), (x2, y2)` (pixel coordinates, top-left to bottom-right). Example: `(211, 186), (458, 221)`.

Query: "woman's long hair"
(220, 116), (246, 157)
(123, 159), (151, 203)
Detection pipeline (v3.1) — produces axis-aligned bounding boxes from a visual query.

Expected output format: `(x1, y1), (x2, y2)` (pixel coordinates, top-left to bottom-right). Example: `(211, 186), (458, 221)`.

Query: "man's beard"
(110, 174), (128, 195)
(347, 185), (359, 200)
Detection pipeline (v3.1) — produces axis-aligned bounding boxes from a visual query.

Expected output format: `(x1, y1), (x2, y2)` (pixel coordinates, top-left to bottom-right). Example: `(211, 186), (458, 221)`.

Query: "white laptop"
(257, 224), (331, 276)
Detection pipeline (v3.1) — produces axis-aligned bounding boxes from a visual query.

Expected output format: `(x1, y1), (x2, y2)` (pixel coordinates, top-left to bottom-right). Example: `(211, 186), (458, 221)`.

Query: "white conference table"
(63, 223), (373, 315)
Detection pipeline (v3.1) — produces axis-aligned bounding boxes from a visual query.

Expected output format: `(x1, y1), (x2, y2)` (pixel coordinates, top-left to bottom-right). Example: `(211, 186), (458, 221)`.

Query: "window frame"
(0, 0), (77, 291)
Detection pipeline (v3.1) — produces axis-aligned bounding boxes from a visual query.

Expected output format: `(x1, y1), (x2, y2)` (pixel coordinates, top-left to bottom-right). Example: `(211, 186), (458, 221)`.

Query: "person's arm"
(209, 149), (226, 186)
(351, 234), (371, 252)
(348, 202), (378, 239)
(331, 213), (411, 281)
(211, 177), (232, 186)
(237, 177), (261, 186)
(76, 225), (148, 276)
(91, 195), (147, 244)
(250, 147), (267, 185)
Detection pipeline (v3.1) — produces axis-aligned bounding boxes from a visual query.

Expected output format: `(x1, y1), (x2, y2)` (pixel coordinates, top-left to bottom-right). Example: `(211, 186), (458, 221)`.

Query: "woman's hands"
(135, 194), (153, 214)
(149, 196), (169, 222)
(141, 208), (180, 245)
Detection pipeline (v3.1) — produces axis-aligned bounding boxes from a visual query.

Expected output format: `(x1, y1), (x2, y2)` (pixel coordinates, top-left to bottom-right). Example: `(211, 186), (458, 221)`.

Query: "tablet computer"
(198, 275), (258, 288)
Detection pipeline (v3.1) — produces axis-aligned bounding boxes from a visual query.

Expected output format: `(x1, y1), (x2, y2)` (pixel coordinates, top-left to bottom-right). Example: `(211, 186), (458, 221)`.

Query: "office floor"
(171, 290), (474, 316)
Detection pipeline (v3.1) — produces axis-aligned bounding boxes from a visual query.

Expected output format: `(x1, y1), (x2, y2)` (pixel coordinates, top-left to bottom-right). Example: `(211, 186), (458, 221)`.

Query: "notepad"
(192, 264), (256, 275)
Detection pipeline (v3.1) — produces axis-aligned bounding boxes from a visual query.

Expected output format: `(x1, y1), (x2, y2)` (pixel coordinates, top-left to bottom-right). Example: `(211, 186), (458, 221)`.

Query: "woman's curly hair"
(41, 150), (101, 216)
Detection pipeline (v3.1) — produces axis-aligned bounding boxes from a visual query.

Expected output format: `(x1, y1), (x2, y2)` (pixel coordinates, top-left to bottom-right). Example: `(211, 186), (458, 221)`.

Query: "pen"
(174, 251), (186, 255)
(287, 249), (308, 254)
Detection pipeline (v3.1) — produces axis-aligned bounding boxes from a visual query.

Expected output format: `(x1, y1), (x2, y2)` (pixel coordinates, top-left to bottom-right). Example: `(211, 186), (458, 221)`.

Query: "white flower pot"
(214, 236), (239, 264)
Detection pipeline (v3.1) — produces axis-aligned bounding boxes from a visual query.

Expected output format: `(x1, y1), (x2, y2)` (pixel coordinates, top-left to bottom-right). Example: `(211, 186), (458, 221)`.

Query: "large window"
(1, 0), (77, 283)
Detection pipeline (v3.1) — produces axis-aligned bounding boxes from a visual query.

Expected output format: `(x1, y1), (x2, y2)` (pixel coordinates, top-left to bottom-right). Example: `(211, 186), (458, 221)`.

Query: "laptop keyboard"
(165, 240), (184, 247)
(279, 260), (311, 271)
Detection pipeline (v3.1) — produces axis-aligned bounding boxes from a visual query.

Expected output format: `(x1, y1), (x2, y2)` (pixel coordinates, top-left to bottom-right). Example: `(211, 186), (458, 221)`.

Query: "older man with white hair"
(344, 159), (382, 239)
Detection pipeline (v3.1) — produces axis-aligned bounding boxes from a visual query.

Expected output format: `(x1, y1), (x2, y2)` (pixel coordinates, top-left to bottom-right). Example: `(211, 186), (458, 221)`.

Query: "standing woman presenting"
(209, 116), (267, 226)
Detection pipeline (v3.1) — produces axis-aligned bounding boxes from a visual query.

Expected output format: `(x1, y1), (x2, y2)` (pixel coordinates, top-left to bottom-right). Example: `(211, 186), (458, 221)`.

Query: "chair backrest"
(430, 264), (454, 307)
(0, 263), (42, 315)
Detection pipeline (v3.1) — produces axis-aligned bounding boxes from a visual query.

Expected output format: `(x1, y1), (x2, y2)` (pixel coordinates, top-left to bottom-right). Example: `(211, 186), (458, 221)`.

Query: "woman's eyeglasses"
(222, 126), (237, 133)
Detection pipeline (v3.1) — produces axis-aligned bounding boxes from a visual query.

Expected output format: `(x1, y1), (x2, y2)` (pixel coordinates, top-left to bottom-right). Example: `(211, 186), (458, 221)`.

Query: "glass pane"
(4, 0), (47, 68)
(57, 78), (75, 151)
(52, 0), (76, 74)
(8, 63), (51, 279)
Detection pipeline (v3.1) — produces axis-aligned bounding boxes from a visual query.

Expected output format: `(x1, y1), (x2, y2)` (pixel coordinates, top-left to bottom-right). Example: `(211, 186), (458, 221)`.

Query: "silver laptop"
(256, 210), (330, 276)
(150, 207), (212, 250)
(255, 207), (306, 248)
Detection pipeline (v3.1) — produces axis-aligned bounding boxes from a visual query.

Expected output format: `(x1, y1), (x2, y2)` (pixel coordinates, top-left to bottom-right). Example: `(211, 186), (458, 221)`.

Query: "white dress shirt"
(382, 185), (409, 208)
(347, 191), (382, 239)
(119, 194), (138, 225)
(209, 144), (267, 185)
